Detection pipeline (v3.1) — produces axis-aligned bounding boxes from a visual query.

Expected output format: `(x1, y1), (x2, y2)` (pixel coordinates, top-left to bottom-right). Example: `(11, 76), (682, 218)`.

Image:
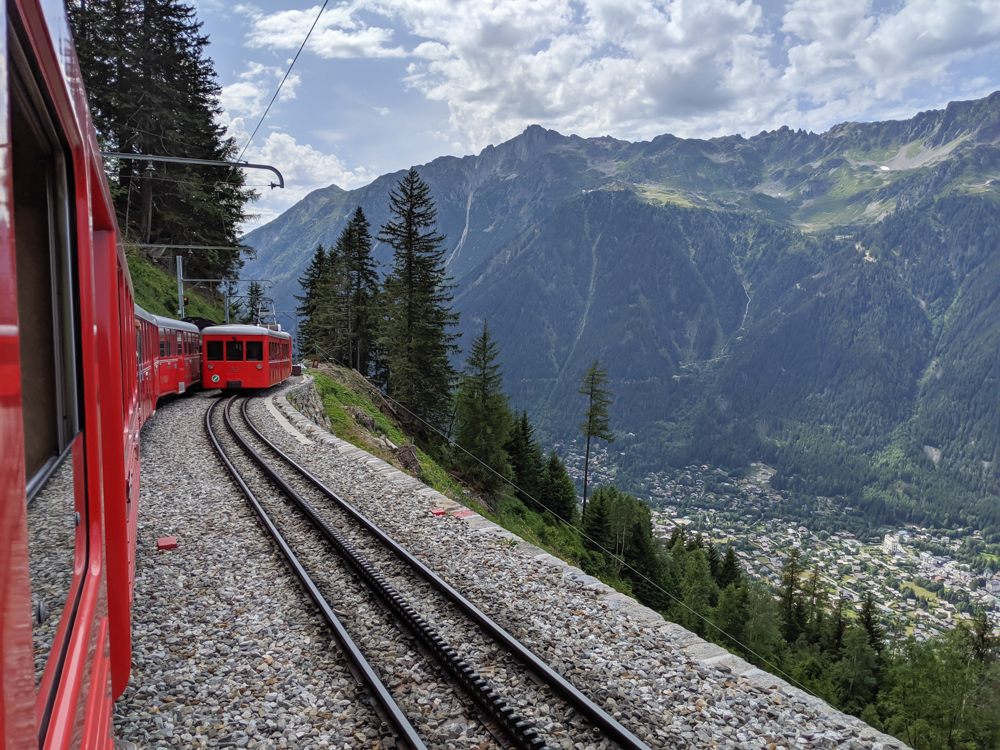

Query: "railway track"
(206, 392), (654, 750)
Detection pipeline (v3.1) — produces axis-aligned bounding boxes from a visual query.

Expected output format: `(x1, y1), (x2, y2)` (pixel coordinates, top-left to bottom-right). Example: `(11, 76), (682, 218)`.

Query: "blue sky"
(193, 0), (1000, 231)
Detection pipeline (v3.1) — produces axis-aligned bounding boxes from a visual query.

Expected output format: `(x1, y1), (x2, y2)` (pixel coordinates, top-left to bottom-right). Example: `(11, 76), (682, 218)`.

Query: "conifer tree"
(802, 570), (830, 644)
(453, 322), (513, 495)
(295, 245), (327, 356)
(379, 169), (458, 430)
(312, 239), (349, 360)
(542, 451), (578, 524)
(578, 359), (615, 515)
(713, 583), (750, 651)
(240, 281), (265, 324)
(581, 486), (611, 552)
(858, 592), (885, 655)
(69, 0), (254, 279)
(822, 598), (848, 657)
(667, 526), (686, 549)
(744, 580), (784, 664)
(706, 543), (722, 583)
(664, 533), (688, 597)
(718, 546), (743, 589)
(504, 411), (545, 508)
(681, 549), (716, 637)
(834, 627), (879, 714)
(779, 549), (807, 644)
(686, 532), (706, 554)
(343, 207), (380, 376)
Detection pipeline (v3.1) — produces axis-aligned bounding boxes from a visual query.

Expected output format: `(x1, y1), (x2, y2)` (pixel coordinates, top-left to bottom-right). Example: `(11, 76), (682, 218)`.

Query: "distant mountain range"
(244, 92), (1000, 533)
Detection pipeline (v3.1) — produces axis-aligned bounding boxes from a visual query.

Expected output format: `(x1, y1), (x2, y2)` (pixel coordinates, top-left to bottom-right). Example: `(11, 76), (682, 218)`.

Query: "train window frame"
(206, 340), (223, 361)
(246, 340), (263, 361)
(225, 339), (243, 361)
(11, 35), (82, 500)
(9, 14), (91, 746)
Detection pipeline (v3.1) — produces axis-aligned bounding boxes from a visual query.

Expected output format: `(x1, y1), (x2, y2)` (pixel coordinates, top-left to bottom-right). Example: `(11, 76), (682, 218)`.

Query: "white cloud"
(239, 4), (405, 58)
(234, 0), (1000, 152)
(778, 0), (1000, 131)
(221, 62), (300, 117)
(219, 112), (374, 230)
(218, 0), (1000, 230)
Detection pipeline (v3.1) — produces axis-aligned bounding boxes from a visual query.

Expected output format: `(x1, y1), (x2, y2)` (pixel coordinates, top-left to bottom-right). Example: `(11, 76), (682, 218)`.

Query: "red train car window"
(207, 340), (222, 360)
(9, 21), (86, 745)
(246, 341), (263, 361)
(12, 60), (79, 489)
(225, 340), (243, 361)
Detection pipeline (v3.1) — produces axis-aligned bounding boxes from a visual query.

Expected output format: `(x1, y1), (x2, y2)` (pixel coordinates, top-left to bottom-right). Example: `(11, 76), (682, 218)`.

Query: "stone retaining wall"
(285, 379), (331, 431)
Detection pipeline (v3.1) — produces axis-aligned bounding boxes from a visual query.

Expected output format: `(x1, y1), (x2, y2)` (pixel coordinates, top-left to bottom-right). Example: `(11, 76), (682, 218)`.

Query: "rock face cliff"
(245, 92), (1000, 318)
(244, 93), (1000, 528)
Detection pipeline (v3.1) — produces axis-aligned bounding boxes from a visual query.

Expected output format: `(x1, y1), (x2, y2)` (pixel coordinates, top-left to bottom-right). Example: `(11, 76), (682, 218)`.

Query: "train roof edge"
(202, 323), (292, 339)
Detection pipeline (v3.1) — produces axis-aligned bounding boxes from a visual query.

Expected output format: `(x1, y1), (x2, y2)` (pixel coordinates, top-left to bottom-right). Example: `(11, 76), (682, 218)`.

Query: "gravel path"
(232, 396), (614, 750)
(118, 380), (909, 750)
(210, 396), (500, 750)
(115, 391), (379, 749)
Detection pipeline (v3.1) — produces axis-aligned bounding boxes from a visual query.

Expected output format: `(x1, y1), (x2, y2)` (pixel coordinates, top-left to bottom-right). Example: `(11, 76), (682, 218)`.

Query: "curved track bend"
(208, 392), (654, 750)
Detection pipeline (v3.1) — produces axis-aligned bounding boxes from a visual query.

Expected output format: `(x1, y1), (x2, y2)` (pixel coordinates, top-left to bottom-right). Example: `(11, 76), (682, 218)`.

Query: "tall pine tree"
(342, 207), (380, 376)
(295, 245), (328, 357)
(504, 411), (545, 508)
(453, 321), (513, 495)
(69, 0), (254, 280)
(378, 169), (458, 430)
(542, 451), (578, 524)
(578, 359), (614, 515)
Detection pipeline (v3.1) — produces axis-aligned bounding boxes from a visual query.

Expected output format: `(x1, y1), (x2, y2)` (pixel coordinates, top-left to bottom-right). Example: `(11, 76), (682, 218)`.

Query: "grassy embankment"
(127, 252), (225, 321)
(309, 365), (629, 591)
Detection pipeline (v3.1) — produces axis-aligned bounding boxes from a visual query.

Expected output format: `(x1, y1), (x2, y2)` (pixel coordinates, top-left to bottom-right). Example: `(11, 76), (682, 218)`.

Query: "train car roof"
(134, 304), (156, 324)
(149, 314), (201, 333)
(201, 324), (292, 340)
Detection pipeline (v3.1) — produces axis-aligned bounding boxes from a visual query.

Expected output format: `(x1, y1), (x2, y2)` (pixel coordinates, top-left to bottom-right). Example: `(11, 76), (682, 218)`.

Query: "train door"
(4, 11), (111, 748)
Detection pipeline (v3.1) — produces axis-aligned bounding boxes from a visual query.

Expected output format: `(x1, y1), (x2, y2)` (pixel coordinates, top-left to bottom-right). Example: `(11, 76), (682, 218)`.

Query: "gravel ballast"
(119, 379), (909, 750)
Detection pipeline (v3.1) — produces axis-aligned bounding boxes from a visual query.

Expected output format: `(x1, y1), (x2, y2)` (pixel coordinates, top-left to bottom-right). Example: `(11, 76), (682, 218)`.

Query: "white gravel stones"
(265, 377), (910, 750)
(116, 392), (380, 750)
(27, 456), (77, 687)
(212, 397), (499, 750)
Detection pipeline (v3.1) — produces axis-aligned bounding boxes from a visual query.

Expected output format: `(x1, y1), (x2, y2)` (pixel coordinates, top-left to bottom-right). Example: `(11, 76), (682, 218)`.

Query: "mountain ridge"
(244, 92), (1000, 533)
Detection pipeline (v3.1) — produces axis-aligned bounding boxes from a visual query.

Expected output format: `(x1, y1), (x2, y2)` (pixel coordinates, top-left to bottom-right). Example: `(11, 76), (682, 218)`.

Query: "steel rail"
(242, 394), (655, 750)
(204, 398), (428, 750)
(228, 398), (549, 750)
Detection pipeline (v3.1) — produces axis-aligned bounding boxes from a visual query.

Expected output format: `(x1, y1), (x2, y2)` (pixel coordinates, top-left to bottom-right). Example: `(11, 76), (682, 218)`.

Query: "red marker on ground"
(157, 536), (178, 550)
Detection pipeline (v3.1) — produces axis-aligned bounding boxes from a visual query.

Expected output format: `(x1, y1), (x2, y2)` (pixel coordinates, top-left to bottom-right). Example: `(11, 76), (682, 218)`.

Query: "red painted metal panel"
(93, 229), (132, 699)
(81, 618), (112, 750)
(0, 4), (39, 745)
(11, 1), (118, 744)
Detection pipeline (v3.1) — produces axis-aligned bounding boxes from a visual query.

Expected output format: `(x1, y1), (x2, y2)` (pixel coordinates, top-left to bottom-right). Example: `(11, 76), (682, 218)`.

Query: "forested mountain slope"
(244, 92), (1000, 534)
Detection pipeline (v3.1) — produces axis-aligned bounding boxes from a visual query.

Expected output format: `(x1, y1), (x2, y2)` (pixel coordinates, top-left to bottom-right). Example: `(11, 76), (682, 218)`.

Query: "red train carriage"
(134, 306), (159, 421)
(1, 1), (140, 748)
(202, 324), (292, 390)
(150, 314), (201, 400)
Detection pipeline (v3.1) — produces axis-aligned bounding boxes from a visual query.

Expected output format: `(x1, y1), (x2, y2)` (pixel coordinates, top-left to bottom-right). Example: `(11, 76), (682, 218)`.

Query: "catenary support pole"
(177, 256), (185, 317)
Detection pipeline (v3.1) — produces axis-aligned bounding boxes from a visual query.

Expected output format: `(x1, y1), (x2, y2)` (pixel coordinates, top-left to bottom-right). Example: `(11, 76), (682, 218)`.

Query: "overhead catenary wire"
(303, 345), (818, 698)
(237, 0), (330, 163)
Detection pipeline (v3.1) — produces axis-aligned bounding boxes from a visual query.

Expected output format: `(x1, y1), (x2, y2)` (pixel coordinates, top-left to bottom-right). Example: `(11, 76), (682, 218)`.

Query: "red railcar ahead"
(202, 324), (292, 390)
(151, 314), (202, 399)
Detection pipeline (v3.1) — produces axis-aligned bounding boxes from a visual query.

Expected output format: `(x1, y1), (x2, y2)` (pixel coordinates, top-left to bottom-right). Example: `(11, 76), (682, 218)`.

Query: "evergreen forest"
(70, 0), (254, 290)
